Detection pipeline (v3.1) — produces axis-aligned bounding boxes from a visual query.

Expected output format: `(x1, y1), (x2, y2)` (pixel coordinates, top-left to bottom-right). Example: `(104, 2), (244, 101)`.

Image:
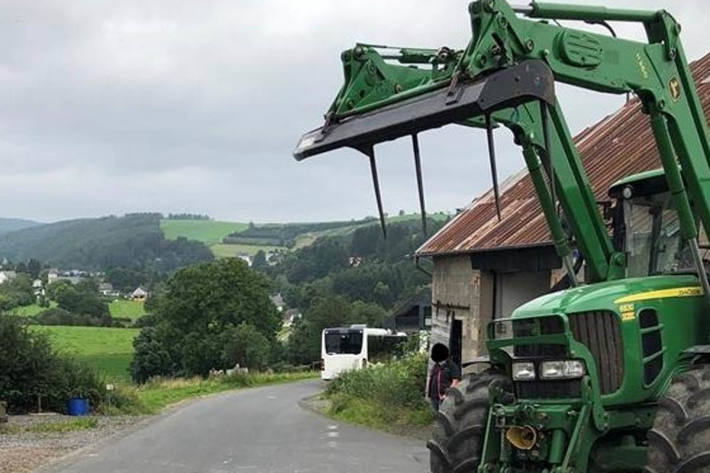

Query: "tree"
(221, 323), (271, 370)
(27, 259), (41, 279)
(252, 250), (267, 270)
(351, 301), (387, 327)
(130, 327), (173, 383)
(0, 273), (35, 310)
(105, 268), (144, 293)
(156, 258), (280, 338)
(287, 295), (354, 364)
(52, 280), (109, 319)
(131, 258), (281, 381)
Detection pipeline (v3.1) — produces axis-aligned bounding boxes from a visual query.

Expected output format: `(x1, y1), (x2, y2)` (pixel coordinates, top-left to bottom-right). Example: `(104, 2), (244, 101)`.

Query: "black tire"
(646, 365), (710, 473)
(427, 371), (509, 473)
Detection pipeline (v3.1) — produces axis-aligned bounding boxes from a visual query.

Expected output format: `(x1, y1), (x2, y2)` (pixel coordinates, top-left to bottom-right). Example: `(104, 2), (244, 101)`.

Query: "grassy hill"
(161, 213), (450, 259)
(0, 213), (212, 271)
(160, 219), (248, 245)
(33, 326), (139, 381)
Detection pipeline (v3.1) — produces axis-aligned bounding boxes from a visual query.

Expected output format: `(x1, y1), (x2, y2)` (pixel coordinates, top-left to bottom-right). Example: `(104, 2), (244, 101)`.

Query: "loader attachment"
(293, 59), (555, 161)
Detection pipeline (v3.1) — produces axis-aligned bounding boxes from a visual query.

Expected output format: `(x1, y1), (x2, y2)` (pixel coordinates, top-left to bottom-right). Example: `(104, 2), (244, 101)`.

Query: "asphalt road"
(46, 380), (430, 473)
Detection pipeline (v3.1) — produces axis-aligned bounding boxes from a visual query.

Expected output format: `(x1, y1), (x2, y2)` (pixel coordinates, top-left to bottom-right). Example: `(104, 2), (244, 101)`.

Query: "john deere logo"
(669, 77), (681, 101)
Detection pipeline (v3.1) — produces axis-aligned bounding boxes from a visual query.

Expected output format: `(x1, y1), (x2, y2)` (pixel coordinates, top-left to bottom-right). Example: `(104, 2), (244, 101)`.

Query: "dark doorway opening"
(450, 319), (462, 370)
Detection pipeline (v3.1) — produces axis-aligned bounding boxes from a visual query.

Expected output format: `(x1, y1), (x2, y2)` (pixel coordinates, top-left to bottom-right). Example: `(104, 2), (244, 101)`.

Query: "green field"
(109, 300), (146, 321)
(160, 219), (249, 245)
(9, 301), (57, 316)
(210, 242), (286, 258)
(33, 326), (139, 381)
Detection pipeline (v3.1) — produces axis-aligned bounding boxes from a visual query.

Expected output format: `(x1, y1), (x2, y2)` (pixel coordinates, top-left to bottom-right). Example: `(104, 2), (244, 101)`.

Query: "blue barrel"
(67, 398), (90, 416)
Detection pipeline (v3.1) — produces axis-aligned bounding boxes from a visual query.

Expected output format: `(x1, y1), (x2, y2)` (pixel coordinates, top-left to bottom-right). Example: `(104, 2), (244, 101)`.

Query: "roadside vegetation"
(324, 353), (432, 433)
(0, 314), (136, 415)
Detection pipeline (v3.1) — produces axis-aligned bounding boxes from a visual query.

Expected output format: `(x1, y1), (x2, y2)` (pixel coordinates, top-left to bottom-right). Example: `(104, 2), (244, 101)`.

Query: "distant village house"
(131, 287), (149, 301)
(0, 270), (17, 285)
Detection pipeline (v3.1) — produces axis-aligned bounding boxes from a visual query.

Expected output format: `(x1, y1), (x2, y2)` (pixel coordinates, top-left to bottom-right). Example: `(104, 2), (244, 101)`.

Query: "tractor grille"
(568, 310), (624, 394)
(510, 312), (623, 399)
(515, 379), (581, 399)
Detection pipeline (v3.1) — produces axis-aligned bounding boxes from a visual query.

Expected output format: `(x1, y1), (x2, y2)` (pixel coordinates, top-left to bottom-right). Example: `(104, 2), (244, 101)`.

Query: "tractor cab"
(608, 169), (700, 278)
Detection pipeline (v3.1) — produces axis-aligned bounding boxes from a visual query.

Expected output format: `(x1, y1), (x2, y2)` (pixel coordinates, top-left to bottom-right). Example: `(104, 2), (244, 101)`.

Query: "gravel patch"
(0, 414), (146, 473)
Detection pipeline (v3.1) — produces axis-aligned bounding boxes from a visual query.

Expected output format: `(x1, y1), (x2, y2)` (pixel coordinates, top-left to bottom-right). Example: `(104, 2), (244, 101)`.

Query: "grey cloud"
(0, 0), (706, 222)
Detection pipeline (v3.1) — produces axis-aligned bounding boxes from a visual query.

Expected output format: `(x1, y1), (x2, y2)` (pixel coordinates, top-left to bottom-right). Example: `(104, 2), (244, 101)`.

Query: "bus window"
(367, 334), (405, 363)
(325, 330), (363, 355)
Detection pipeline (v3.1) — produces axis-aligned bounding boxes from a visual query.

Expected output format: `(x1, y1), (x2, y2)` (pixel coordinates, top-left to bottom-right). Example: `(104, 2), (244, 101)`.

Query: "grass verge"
(136, 371), (318, 413)
(327, 393), (432, 434)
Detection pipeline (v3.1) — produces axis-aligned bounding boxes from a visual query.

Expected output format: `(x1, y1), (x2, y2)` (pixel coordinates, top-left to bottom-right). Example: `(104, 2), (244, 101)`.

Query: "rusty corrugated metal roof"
(417, 53), (710, 256)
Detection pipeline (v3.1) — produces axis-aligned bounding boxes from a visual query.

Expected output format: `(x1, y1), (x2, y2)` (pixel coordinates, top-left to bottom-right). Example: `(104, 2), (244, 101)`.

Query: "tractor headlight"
(512, 362), (536, 381)
(540, 360), (586, 380)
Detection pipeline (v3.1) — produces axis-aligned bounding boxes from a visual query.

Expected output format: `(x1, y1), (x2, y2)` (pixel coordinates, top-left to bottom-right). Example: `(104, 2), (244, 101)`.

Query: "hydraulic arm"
(294, 0), (710, 291)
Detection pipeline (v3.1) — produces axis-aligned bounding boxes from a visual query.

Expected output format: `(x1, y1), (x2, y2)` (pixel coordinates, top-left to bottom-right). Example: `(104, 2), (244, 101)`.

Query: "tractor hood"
(513, 274), (703, 318)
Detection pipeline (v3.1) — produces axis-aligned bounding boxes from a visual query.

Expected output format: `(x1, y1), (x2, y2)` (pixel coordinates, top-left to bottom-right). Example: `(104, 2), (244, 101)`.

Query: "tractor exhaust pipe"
(506, 425), (538, 450)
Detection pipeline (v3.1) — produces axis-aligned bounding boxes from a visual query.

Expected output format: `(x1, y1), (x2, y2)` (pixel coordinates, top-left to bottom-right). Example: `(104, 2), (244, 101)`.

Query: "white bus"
(320, 325), (407, 380)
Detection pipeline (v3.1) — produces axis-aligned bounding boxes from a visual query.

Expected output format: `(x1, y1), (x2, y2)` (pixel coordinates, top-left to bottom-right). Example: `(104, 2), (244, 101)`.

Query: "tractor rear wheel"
(646, 364), (710, 472)
(427, 371), (508, 473)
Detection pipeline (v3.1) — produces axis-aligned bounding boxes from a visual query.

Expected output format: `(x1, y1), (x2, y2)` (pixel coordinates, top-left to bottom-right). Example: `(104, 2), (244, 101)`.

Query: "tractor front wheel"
(646, 365), (710, 472)
(427, 371), (508, 473)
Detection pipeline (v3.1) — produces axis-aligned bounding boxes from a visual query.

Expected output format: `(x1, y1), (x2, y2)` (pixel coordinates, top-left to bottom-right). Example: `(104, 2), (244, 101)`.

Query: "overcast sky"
(0, 0), (707, 223)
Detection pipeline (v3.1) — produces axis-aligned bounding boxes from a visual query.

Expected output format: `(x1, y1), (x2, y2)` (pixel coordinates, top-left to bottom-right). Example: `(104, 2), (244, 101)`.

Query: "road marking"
(327, 432), (339, 438)
(328, 425), (338, 430)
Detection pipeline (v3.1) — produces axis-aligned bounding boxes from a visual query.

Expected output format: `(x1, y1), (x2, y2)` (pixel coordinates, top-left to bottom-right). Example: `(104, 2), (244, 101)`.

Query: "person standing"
(428, 343), (461, 411)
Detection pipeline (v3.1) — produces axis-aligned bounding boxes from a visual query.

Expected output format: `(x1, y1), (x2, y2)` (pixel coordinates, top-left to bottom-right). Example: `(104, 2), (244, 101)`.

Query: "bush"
(0, 314), (106, 413)
(326, 353), (428, 408)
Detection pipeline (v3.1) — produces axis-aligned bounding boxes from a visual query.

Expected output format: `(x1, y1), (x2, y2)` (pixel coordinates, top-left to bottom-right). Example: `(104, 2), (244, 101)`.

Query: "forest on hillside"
(258, 217), (447, 364)
(0, 213), (213, 272)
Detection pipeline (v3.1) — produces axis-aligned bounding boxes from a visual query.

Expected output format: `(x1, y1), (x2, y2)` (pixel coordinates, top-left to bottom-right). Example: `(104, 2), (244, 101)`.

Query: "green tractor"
(294, 1), (710, 471)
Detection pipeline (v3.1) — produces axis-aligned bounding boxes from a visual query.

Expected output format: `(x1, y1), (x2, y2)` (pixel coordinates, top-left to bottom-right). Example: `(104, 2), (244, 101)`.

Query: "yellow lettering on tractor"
(614, 286), (703, 304)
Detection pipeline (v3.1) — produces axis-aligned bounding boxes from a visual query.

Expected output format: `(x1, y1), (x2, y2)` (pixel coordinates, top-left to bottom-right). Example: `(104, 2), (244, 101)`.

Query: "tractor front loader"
(294, 1), (710, 471)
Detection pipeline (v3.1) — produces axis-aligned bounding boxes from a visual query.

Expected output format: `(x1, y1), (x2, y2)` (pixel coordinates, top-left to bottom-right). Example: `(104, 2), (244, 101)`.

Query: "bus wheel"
(427, 371), (508, 473)
(646, 365), (710, 472)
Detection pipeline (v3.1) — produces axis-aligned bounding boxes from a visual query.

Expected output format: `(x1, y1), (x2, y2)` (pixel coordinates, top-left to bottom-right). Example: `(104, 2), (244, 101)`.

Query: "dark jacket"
(429, 360), (461, 401)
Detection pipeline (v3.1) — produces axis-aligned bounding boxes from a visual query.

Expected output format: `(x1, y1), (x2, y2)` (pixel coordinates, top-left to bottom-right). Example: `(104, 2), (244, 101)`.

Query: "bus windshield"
(324, 330), (363, 355)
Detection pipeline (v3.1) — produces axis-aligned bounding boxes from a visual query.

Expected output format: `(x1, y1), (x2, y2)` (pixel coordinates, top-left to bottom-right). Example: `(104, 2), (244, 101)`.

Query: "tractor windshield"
(625, 191), (689, 277)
